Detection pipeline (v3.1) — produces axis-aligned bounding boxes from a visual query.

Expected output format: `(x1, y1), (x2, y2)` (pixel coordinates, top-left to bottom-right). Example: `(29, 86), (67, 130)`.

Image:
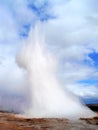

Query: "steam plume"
(17, 23), (97, 119)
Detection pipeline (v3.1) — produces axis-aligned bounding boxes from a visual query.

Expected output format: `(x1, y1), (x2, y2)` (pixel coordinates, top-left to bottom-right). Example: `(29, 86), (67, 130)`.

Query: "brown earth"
(0, 104), (98, 130)
(0, 112), (98, 130)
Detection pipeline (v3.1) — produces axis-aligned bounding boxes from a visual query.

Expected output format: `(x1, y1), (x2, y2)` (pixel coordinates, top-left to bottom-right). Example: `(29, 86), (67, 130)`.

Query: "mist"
(16, 24), (96, 119)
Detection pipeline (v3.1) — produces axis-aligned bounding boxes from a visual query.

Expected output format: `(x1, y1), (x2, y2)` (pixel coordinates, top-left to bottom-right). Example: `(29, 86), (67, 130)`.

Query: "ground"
(0, 104), (98, 130)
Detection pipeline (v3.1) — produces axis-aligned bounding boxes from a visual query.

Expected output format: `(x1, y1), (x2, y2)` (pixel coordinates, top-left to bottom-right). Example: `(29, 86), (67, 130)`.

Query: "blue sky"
(0, 0), (98, 108)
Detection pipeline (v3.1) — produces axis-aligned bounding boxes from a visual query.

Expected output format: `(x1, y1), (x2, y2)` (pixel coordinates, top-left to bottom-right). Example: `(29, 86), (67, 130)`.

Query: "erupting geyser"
(17, 24), (96, 119)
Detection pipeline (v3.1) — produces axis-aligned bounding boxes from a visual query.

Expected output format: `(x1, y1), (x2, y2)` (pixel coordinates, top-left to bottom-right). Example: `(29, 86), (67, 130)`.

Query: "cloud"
(42, 0), (98, 98)
(68, 84), (98, 98)
(0, 5), (18, 43)
(0, 0), (36, 112)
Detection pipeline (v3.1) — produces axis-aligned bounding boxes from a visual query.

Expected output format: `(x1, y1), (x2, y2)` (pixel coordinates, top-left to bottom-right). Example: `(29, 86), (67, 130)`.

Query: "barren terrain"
(0, 105), (98, 130)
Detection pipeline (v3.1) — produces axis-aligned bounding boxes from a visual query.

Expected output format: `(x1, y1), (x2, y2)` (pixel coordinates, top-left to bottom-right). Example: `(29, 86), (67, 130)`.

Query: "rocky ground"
(87, 104), (98, 112)
(0, 104), (98, 130)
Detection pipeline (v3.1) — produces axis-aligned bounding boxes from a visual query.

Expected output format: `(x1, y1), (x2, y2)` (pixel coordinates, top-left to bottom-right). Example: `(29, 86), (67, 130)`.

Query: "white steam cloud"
(16, 24), (96, 119)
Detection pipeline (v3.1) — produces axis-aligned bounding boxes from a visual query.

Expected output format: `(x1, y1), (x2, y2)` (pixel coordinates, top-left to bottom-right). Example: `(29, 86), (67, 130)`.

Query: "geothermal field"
(0, 20), (98, 130)
(1, 1), (98, 130)
(0, 108), (98, 130)
(0, 25), (97, 130)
